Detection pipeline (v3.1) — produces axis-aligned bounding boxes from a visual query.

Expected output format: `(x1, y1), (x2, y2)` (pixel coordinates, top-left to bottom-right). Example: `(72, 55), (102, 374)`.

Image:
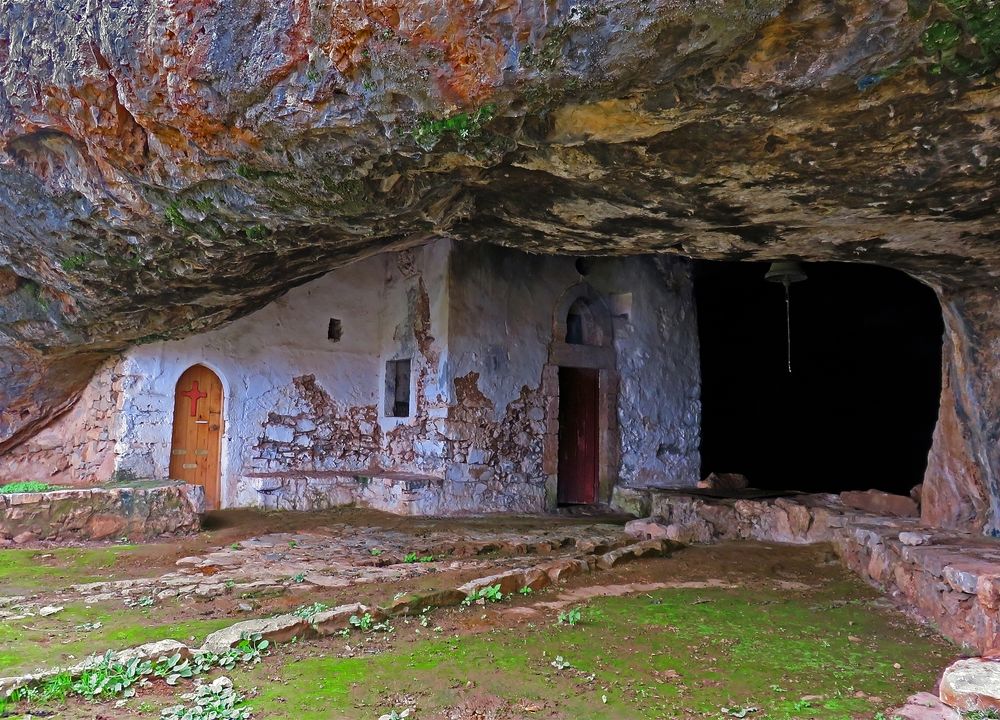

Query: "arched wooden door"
(170, 365), (223, 509)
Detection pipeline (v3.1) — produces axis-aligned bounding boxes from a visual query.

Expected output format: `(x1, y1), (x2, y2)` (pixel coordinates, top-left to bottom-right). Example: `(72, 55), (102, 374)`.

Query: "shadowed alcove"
(695, 261), (944, 496)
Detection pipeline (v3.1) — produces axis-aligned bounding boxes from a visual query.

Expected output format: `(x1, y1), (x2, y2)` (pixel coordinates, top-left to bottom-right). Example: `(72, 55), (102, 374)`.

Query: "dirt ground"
(1, 509), (959, 720)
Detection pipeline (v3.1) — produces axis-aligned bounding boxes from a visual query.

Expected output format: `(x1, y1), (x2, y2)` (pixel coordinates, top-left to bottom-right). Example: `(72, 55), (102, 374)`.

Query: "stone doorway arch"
(547, 283), (619, 508)
(170, 364), (224, 510)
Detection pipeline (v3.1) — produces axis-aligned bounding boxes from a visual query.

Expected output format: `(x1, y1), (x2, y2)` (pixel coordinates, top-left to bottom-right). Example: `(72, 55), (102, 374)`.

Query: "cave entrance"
(695, 261), (943, 495)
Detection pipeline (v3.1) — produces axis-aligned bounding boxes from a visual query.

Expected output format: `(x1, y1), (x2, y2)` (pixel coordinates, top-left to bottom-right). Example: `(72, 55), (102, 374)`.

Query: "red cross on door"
(180, 381), (208, 417)
(170, 365), (224, 510)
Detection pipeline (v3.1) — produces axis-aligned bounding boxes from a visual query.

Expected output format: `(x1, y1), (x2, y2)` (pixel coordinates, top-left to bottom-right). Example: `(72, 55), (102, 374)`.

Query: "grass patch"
(0, 602), (234, 675)
(0, 481), (54, 493)
(0, 545), (153, 594)
(231, 580), (953, 719)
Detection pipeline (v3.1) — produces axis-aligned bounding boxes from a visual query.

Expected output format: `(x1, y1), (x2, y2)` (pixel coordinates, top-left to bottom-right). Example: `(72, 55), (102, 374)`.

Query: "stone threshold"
(620, 489), (1000, 653)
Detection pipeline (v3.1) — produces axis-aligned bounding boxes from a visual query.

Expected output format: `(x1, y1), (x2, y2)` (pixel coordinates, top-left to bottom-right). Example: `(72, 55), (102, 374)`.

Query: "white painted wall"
(115, 241), (451, 507)
(67, 238), (699, 513)
(447, 244), (701, 491)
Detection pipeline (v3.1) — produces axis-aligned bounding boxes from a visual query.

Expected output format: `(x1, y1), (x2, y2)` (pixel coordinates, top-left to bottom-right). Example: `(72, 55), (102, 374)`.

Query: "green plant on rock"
(293, 602), (330, 620)
(349, 612), (392, 633)
(164, 202), (189, 230)
(377, 709), (412, 720)
(244, 224), (269, 242)
(462, 583), (505, 606)
(217, 633), (270, 670)
(404, 552), (418, 563)
(6, 671), (73, 706)
(161, 677), (251, 720)
(71, 651), (153, 699)
(191, 652), (220, 675)
(60, 253), (94, 272)
(411, 104), (497, 151)
(153, 653), (195, 686)
(914, 0), (1000, 76)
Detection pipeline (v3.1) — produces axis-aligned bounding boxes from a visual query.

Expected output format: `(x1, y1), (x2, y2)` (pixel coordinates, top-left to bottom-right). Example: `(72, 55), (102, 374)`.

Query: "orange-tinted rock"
(940, 658), (1000, 712)
(841, 490), (919, 518)
(697, 473), (749, 491)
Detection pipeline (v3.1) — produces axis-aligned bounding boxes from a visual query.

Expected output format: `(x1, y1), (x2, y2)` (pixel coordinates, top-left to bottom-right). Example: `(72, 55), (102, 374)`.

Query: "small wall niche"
(327, 318), (343, 342)
(609, 292), (633, 320)
(385, 358), (412, 417)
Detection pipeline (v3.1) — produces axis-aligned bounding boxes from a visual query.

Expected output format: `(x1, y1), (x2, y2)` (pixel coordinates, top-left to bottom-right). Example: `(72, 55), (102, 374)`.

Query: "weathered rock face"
(1, 1), (998, 528)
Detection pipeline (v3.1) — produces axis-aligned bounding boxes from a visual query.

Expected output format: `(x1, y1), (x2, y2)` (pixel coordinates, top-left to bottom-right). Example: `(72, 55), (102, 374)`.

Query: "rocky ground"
(0, 508), (967, 719)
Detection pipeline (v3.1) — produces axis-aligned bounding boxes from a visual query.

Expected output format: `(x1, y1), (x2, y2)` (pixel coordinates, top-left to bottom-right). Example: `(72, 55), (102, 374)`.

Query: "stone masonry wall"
(0, 357), (124, 486)
(0, 240), (701, 516)
(0, 483), (204, 544)
(446, 244), (701, 509)
(620, 489), (1000, 653)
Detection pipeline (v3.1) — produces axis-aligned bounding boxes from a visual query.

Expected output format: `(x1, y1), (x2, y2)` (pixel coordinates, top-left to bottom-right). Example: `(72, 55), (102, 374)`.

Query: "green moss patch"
(231, 579), (953, 719)
(0, 602), (233, 675)
(914, 0), (1000, 76)
(0, 481), (55, 494)
(0, 546), (147, 594)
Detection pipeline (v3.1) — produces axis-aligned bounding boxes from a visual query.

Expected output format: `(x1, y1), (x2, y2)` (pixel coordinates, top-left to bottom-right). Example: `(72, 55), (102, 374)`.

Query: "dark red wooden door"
(558, 367), (599, 504)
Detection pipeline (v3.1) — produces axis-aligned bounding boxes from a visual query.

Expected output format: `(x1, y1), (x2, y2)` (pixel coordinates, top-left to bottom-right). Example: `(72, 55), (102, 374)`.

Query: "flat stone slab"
(940, 658), (1000, 711)
(200, 614), (310, 654)
(891, 692), (961, 720)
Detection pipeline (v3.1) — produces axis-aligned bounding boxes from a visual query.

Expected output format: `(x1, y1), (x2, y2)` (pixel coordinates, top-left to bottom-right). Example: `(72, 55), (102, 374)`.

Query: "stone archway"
(170, 365), (224, 510)
(546, 283), (619, 508)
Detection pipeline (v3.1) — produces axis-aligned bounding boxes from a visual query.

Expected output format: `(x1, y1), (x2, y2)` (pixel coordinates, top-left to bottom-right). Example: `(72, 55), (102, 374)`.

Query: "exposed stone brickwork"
(0, 483), (204, 543)
(0, 357), (124, 486)
(442, 373), (553, 512)
(251, 375), (382, 474)
(246, 369), (553, 514)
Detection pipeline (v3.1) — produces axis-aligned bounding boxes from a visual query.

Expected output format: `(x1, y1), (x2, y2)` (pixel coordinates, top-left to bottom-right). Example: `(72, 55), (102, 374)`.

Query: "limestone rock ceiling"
(0, 0), (997, 451)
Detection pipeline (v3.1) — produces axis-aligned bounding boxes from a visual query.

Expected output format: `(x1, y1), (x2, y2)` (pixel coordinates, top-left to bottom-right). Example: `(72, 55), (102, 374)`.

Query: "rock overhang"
(0, 0), (998, 524)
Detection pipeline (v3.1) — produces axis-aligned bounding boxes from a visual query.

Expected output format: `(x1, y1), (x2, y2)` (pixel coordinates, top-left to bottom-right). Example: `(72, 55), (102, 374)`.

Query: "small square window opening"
(385, 358), (411, 417)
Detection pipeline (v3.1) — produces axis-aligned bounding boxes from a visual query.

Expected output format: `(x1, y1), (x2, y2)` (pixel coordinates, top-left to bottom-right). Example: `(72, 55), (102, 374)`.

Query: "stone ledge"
(621, 490), (1000, 653)
(0, 483), (204, 544)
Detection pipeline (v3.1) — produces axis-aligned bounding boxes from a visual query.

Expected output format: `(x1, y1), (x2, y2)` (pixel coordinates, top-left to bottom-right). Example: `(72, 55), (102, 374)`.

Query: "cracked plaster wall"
(110, 240), (451, 508)
(0, 240), (700, 514)
(445, 244), (701, 507)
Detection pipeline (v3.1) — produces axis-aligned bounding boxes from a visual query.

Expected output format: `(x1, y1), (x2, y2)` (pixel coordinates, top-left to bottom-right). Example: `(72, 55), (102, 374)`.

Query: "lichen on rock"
(0, 0), (999, 530)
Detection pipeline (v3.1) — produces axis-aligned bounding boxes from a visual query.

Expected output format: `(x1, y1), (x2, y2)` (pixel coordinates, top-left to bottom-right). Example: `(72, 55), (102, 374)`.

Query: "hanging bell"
(764, 261), (807, 373)
(764, 261), (807, 286)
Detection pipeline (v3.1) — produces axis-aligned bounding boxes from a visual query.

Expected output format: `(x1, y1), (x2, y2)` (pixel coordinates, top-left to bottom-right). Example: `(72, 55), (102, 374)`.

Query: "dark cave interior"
(695, 261), (944, 496)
